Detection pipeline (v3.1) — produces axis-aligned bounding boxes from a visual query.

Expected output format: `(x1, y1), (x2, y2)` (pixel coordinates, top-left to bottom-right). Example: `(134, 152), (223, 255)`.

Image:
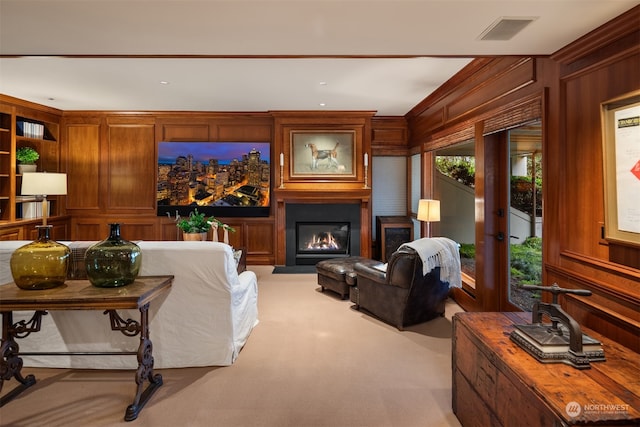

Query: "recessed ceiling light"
(319, 81), (327, 86)
(319, 103), (326, 107)
(160, 81), (170, 85)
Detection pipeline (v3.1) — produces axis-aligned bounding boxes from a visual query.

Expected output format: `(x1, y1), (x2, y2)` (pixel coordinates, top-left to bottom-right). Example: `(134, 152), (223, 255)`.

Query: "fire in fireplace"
(285, 203), (360, 266)
(296, 222), (350, 259)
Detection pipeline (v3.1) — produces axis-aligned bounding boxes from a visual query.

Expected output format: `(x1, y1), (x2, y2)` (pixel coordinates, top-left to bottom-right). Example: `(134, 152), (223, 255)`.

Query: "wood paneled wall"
(548, 7), (640, 349)
(61, 112), (277, 263)
(371, 116), (408, 156)
(405, 6), (640, 350)
(61, 111), (380, 265)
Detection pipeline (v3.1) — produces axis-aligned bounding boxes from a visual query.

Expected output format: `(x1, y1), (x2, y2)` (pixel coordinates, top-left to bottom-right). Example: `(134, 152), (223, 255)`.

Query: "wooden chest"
(452, 312), (640, 427)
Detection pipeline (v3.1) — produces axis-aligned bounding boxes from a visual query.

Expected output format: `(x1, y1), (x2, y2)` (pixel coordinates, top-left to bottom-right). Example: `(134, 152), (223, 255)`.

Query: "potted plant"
(177, 209), (212, 241)
(16, 146), (39, 173)
(177, 209), (236, 242)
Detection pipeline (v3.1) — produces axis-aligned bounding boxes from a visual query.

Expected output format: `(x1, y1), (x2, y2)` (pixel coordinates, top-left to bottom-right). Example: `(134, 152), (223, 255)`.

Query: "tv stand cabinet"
(452, 312), (640, 427)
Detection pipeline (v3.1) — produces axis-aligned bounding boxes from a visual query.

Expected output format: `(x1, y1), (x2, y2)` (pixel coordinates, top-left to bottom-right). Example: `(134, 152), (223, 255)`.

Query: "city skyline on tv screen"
(157, 141), (271, 217)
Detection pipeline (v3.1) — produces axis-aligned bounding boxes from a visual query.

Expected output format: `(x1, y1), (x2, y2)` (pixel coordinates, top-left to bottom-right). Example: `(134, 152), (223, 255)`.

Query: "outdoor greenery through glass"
(435, 156), (475, 188)
(436, 154), (543, 310)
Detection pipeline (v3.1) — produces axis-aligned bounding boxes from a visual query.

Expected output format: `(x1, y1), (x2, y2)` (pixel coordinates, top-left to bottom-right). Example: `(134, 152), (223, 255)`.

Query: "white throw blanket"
(400, 237), (462, 288)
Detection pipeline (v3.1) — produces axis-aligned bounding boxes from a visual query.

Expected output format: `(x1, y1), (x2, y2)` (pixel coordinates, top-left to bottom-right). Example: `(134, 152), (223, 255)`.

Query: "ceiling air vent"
(478, 17), (538, 41)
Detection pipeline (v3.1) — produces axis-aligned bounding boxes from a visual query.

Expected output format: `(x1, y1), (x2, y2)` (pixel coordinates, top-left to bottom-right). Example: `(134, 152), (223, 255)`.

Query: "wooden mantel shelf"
(273, 187), (371, 202)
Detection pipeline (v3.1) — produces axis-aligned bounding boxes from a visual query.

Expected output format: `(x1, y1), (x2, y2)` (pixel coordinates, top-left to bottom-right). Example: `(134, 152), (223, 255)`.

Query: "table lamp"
(417, 199), (440, 237)
(20, 172), (67, 226)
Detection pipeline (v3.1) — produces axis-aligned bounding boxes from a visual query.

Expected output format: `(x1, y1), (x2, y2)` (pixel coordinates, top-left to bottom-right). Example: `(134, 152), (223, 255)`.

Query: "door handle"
(495, 232), (505, 241)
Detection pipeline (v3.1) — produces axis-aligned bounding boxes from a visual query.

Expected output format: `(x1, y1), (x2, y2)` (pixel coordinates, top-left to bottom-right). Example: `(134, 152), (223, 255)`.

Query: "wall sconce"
(21, 172), (67, 226)
(417, 199), (440, 237)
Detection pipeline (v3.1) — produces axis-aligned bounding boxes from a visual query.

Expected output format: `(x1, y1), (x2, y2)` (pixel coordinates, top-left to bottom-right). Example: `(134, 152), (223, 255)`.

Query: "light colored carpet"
(1, 266), (464, 427)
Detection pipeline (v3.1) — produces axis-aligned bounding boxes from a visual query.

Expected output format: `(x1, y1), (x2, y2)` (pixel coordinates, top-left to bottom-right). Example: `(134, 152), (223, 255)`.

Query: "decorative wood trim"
(560, 250), (640, 282)
(416, 107), (445, 133)
(0, 94), (63, 116)
(446, 58), (536, 123)
(372, 146), (409, 156)
(546, 263), (640, 314)
(64, 123), (101, 210)
(565, 293), (640, 335)
(406, 58), (493, 120)
(371, 116), (408, 156)
(162, 124), (210, 141)
(558, 45), (640, 82)
(405, 58), (539, 147)
(371, 126), (406, 144)
(216, 123), (272, 141)
(552, 5), (640, 65)
(106, 123), (156, 210)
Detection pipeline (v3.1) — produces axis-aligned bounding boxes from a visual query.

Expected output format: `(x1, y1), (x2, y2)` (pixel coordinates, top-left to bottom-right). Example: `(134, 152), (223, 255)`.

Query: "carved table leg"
(122, 304), (163, 422)
(0, 311), (36, 406)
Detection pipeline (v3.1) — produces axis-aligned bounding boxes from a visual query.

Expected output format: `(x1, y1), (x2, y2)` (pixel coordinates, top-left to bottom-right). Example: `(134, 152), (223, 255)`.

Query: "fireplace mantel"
(274, 188), (371, 265)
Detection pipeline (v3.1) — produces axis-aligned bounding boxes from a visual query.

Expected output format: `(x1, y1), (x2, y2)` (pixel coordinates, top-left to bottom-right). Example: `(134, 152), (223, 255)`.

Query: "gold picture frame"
(600, 89), (640, 246)
(290, 130), (356, 179)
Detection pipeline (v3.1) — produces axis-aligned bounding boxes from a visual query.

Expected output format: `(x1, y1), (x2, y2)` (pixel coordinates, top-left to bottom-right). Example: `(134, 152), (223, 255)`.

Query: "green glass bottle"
(10, 225), (70, 290)
(85, 223), (142, 288)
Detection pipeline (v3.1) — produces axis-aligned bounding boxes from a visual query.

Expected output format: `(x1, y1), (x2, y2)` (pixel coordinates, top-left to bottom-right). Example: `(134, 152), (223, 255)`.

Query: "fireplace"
(296, 222), (350, 261)
(286, 203), (361, 265)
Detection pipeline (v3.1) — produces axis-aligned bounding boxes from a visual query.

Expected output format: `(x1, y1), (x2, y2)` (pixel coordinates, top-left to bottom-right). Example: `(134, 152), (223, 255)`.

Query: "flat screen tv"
(157, 141), (271, 218)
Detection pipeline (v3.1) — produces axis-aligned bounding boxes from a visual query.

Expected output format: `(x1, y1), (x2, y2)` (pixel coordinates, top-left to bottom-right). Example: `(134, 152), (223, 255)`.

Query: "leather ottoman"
(316, 256), (381, 300)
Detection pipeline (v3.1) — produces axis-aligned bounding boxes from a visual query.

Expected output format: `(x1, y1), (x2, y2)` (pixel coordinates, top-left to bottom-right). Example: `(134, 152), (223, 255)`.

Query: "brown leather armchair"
(353, 246), (451, 330)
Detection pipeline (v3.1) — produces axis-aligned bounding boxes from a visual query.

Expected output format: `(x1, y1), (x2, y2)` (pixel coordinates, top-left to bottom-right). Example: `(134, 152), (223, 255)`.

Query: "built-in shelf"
(0, 100), (62, 223)
(16, 117), (57, 141)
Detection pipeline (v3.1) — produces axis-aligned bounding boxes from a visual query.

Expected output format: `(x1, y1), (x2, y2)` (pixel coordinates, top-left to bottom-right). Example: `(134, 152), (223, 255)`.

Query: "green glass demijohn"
(10, 225), (70, 290)
(85, 223), (142, 288)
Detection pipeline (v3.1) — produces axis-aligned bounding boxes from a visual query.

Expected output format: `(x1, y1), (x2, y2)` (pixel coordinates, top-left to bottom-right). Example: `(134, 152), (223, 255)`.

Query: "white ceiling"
(1, 0), (637, 115)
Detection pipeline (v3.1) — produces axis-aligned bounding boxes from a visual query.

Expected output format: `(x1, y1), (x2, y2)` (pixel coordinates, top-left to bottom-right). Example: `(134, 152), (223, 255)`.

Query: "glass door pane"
(508, 121), (542, 310)
(434, 139), (476, 285)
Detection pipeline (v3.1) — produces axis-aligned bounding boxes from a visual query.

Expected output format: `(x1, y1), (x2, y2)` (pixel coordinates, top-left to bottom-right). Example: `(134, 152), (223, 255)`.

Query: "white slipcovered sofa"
(0, 240), (258, 369)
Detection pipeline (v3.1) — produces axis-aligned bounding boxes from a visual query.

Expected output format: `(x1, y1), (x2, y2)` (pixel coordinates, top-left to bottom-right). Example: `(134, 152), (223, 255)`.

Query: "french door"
(433, 117), (543, 313)
(484, 120), (543, 311)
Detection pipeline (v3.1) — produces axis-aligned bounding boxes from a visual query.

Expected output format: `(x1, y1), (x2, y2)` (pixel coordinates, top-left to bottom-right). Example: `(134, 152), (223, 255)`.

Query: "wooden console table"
(0, 275), (173, 422)
(452, 312), (640, 427)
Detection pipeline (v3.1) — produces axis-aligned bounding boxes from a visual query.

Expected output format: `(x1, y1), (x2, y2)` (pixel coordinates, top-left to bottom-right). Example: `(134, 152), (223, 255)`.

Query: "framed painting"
(601, 89), (640, 246)
(290, 130), (356, 179)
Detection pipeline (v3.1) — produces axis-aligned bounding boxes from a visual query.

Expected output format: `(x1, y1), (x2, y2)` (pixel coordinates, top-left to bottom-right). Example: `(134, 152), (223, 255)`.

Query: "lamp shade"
(417, 199), (440, 222)
(21, 173), (67, 196)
